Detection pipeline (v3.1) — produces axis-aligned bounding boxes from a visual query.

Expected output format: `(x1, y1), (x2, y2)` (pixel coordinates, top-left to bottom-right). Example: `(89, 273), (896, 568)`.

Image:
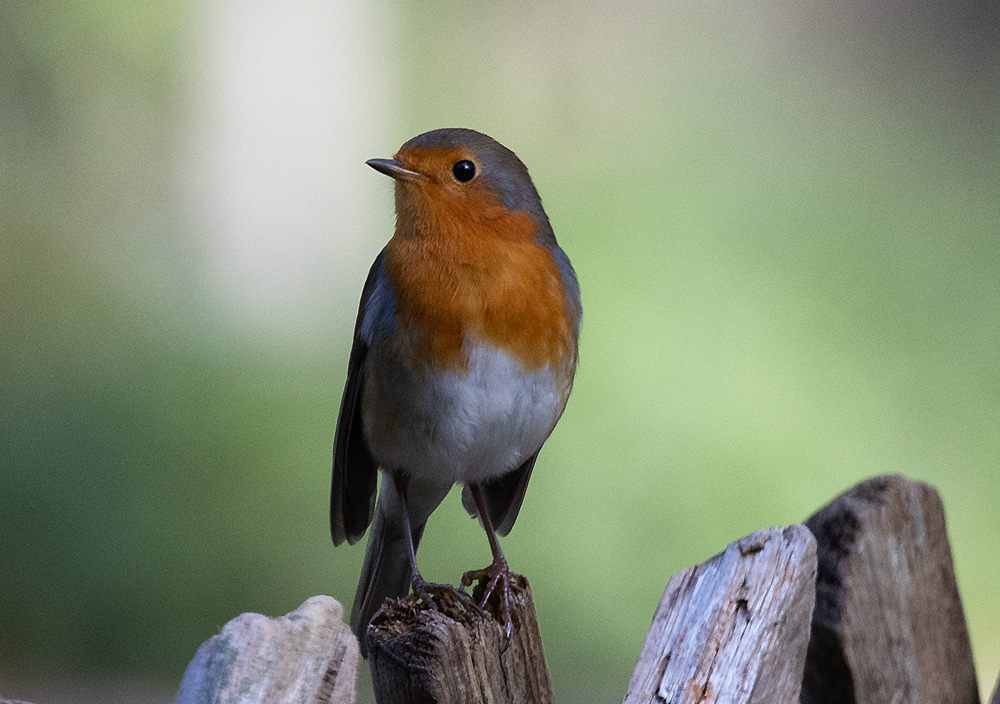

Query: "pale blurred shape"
(180, 0), (395, 338)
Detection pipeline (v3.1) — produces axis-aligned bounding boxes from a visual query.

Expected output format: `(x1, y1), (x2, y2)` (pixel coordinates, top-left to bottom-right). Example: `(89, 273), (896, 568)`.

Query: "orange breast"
(383, 192), (571, 372)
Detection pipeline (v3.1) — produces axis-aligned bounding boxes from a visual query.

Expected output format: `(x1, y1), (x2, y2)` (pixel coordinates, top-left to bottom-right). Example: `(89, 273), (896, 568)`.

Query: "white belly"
(361, 342), (565, 486)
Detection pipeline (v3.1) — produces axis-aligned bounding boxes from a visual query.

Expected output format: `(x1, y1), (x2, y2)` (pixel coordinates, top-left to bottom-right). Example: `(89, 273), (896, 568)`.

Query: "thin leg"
(392, 472), (478, 613)
(392, 473), (423, 588)
(462, 483), (518, 644)
(470, 483), (507, 567)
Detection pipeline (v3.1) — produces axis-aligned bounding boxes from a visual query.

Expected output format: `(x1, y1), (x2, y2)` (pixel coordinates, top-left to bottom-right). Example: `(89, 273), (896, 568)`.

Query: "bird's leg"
(461, 483), (518, 643)
(392, 472), (424, 590)
(393, 473), (478, 613)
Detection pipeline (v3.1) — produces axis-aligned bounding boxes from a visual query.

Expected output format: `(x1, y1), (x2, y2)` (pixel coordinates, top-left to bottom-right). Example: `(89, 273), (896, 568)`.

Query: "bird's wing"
(476, 451), (539, 537)
(330, 249), (392, 546)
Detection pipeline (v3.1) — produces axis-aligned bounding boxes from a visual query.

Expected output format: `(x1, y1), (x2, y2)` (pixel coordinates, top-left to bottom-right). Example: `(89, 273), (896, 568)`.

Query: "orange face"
(382, 144), (573, 373)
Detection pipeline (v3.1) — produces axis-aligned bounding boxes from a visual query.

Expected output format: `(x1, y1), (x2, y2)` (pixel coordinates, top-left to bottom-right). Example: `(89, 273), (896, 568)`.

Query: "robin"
(330, 128), (581, 654)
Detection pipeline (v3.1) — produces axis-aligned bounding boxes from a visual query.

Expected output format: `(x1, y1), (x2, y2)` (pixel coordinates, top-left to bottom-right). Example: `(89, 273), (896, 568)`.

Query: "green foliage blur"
(2, 1), (998, 702)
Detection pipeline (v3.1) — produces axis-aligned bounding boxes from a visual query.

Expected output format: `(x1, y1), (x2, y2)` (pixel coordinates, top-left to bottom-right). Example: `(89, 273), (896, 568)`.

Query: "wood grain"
(366, 573), (553, 704)
(173, 595), (358, 704)
(623, 525), (817, 704)
(802, 474), (980, 704)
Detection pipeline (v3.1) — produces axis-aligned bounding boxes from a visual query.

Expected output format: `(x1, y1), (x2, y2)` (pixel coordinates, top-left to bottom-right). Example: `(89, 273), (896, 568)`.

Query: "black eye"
(452, 159), (476, 182)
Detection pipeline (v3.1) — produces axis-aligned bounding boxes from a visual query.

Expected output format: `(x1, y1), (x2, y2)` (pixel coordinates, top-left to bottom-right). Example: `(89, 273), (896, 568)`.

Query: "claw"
(462, 559), (520, 647)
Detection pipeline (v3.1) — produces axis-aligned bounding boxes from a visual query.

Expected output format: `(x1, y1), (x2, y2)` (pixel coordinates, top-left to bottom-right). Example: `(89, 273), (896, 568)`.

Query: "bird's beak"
(366, 158), (424, 182)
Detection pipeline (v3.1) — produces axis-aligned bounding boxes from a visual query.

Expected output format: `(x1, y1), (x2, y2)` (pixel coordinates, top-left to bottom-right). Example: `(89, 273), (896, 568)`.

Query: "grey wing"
(468, 451), (539, 537)
(330, 250), (391, 546)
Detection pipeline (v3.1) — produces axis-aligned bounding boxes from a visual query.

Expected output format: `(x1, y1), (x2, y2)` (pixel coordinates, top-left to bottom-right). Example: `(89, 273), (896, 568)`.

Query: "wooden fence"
(145, 476), (1000, 702)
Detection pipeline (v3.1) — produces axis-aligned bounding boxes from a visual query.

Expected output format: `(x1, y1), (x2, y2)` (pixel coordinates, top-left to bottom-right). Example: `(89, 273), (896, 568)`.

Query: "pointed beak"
(366, 158), (424, 182)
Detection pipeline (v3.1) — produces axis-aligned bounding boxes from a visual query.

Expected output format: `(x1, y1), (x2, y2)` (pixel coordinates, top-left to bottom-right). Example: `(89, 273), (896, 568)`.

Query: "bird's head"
(367, 128), (553, 245)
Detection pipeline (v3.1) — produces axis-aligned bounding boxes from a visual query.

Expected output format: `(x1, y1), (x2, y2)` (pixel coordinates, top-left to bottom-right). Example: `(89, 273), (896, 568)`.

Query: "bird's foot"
(461, 559), (521, 645)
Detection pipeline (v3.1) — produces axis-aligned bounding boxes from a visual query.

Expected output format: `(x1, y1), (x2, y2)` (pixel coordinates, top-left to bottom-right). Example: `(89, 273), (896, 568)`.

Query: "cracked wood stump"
(365, 573), (553, 704)
(802, 475), (980, 704)
(622, 525), (818, 704)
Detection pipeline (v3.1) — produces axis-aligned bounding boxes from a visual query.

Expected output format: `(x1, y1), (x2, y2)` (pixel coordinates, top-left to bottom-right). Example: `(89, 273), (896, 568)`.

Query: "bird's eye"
(452, 160), (476, 183)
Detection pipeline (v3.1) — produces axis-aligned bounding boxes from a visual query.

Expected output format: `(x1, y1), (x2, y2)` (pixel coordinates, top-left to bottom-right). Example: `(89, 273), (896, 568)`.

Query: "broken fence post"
(802, 474), (980, 704)
(623, 525), (818, 704)
(366, 573), (554, 704)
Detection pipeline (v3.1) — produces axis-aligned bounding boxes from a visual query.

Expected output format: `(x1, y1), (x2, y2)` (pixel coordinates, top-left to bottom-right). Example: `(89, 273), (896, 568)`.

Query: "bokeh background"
(2, 1), (998, 702)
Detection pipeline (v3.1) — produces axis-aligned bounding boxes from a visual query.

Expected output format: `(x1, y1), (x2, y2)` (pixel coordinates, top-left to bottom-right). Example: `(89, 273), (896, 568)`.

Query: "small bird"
(330, 128), (581, 654)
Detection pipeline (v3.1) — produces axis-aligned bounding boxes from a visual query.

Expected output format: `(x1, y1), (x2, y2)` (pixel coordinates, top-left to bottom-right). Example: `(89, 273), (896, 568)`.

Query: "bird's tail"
(350, 476), (449, 656)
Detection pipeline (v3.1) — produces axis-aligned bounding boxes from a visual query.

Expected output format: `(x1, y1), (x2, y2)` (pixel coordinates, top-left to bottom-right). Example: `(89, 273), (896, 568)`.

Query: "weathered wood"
(622, 525), (817, 704)
(366, 573), (553, 704)
(802, 474), (980, 704)
(174, 595), (358, 704)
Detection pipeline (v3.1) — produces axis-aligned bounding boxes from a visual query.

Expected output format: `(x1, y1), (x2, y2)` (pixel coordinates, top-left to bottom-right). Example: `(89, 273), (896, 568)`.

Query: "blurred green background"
(2, 1), (998, 702)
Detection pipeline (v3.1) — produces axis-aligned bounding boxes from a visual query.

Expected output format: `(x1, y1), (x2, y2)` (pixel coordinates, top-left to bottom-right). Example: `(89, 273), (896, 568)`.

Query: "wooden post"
(801, 475), (980, 704)
(623, 525), (818, 704)
(366, 573), (553, 704)
(173, 595), (358, 704)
